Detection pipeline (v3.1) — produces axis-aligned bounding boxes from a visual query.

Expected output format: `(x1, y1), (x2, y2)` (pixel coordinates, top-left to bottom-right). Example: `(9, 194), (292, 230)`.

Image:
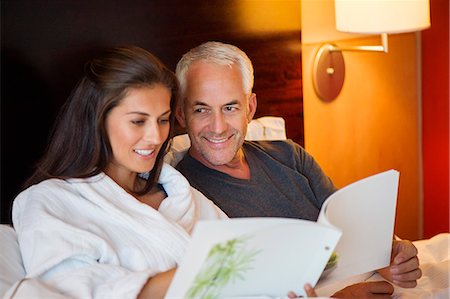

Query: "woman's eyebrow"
(126, 109), (171, 116)
(126, 111), (149, 116)
(159, 110), (171, 117)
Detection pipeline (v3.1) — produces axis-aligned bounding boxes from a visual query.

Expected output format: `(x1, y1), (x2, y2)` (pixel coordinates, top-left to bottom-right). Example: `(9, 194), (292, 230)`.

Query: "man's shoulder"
(244, 139), (304, 166)
(175, 152), (205, 178)
(244, 139), (301, 155)
(175, 153), (192, 172)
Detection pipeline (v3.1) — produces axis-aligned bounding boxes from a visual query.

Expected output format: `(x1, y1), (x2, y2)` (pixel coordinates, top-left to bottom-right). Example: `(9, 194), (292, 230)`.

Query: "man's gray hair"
(175, 41), (254, 99)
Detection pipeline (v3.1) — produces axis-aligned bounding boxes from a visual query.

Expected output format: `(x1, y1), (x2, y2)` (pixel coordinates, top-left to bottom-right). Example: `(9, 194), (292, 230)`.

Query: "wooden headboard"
(1, 1), (302, 224)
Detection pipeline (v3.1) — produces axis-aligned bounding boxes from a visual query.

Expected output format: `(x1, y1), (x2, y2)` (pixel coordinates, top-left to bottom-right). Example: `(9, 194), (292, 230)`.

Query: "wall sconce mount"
(313, 0), (430, 102)
(313, 33), (388, 102)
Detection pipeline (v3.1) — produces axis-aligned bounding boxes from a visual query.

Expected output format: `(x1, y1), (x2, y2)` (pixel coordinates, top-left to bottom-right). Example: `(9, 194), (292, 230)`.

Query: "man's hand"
(332, 281), (394, 298)
(378, 240), (422, 288)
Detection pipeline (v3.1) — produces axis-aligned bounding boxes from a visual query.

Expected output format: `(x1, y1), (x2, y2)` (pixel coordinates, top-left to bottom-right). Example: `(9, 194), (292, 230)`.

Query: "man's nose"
(210, 112), (227, 134)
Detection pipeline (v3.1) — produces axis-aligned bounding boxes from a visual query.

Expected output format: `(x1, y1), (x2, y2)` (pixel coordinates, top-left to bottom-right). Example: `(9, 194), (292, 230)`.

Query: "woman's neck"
(104, 164), (138, 194)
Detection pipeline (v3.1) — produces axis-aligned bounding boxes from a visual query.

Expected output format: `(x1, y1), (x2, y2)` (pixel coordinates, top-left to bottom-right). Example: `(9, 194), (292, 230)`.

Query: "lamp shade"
(335, 0), (430, 34)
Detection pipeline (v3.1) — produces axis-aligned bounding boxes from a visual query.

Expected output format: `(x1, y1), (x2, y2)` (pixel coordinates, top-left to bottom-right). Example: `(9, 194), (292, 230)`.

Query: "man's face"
(177, 61), (256, 168)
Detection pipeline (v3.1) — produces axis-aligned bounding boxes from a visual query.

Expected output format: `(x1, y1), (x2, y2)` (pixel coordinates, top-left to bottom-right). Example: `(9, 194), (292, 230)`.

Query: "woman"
(12, 46), (227, 298)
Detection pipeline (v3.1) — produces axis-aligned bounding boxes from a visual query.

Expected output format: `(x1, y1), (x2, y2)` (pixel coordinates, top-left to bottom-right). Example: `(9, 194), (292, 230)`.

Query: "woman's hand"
(137, 268), (176, 299)
(287, 283), (318, 298)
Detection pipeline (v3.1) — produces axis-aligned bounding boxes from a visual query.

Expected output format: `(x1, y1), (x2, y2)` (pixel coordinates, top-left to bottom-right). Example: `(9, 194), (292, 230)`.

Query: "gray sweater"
(176, 140), (337, 220)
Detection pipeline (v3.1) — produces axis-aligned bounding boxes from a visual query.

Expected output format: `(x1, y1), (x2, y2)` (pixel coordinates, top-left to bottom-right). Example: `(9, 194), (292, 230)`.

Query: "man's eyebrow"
(224, 100), (239, 106)
(192, 100), (239, 106)
(192, 100), (209, 106)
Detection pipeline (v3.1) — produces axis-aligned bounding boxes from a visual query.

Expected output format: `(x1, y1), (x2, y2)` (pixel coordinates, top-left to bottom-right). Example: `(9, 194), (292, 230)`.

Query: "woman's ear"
(175, 104), (186, 128)
(247, 93), (257, 123)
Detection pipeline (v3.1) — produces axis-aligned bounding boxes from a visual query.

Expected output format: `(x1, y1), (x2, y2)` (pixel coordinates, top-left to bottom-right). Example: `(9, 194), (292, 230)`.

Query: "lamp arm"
(328, 33), (388, 53)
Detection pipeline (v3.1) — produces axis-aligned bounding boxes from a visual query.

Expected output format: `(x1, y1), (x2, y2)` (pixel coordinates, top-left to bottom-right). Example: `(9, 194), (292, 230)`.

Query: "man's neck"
(192, 148), (251, 180)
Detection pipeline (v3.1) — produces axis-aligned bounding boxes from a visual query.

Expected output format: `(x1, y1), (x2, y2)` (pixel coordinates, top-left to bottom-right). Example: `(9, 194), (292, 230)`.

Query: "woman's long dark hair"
(24, 46), (178, 195)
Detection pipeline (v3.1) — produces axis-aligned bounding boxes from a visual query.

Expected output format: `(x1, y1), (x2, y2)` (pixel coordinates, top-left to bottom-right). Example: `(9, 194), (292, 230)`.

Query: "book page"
(165, 218), (341, 298)
(316, 169), (399, 288)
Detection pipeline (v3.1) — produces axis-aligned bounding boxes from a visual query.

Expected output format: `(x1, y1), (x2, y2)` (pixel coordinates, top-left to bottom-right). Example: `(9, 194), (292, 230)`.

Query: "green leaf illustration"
(186, 236), (260, 299)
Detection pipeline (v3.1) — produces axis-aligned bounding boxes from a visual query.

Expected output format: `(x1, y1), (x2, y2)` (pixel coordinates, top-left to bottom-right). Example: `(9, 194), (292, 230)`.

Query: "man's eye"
(224, 106), (237, 112)
(194, 107), (207, 113)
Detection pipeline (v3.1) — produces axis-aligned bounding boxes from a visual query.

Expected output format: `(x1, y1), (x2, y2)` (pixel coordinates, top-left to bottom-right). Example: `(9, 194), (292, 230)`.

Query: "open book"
(165, 170), (399, 298)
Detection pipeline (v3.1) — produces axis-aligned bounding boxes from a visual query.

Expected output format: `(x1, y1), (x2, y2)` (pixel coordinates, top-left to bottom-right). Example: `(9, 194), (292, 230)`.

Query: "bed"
(1, 117), (448, 298)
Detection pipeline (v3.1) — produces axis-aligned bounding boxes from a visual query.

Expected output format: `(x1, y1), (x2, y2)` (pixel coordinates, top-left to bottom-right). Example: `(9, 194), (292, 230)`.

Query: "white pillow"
(245, 116), (287, 141)
(0, 225), (25, 296)
(165, 116), (287, 166)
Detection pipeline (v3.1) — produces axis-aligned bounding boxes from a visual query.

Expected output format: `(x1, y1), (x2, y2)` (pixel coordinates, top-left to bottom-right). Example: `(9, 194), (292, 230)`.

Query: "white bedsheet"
(390, 233), (449, 299)
(316, 233), (449, 298)
(2, 232), (448, 298)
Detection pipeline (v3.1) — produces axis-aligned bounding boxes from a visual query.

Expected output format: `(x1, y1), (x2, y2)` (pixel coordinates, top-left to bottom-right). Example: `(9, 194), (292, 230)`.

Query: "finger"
(393, 279), (418, 289)
(365, 281), (395, 294)
(304, 283), (317, 297)
(287, 291), (298, 299)
(392, 267), (422, 282)
(390, 256), (420, 274)
(392, 240), (418, 264)
(392, 268), (422, 288)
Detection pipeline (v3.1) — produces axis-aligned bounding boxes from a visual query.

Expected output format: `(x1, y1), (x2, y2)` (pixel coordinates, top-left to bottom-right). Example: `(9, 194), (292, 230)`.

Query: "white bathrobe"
(12, 163), (227, 298)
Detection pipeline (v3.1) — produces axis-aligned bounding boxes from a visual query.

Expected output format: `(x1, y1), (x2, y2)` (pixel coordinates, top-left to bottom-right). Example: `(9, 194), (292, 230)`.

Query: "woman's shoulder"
(12, 174), (108, 226)
(14, 174), (107, 209)
(22, 174), (105, 194)
(19, 177), (70, 197)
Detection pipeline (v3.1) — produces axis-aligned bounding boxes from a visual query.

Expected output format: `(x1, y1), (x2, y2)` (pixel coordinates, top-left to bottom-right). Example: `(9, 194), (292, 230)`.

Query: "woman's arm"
(137, 268), (176, 299)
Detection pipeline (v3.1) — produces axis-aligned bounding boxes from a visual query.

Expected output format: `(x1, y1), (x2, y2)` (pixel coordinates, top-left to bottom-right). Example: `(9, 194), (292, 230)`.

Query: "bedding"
(2, 225), (448, 298)
(0, 225), (24, 296)
(314, 233), (450, 299)
(1, 116), (448, 298)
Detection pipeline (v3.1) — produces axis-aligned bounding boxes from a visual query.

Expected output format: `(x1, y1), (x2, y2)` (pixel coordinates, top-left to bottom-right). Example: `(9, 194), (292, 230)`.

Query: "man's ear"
(175, 104), (186, 128)
(247, 93), (257, 123)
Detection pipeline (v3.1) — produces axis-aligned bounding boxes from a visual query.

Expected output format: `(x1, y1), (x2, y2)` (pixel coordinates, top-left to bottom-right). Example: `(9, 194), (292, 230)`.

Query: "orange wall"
(301, 0), (422, 240)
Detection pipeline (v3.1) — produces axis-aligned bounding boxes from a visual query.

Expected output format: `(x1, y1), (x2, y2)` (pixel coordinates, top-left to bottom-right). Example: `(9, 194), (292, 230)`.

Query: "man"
(174, 41), (421, 297)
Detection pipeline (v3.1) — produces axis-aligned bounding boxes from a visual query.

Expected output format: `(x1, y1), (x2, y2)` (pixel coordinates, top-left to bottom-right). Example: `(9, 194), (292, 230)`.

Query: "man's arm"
(332, 281), (394, 298)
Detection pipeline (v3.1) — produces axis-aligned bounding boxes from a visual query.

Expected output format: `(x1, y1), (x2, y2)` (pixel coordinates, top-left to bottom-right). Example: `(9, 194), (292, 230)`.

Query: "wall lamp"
(313, 0), (431, 102)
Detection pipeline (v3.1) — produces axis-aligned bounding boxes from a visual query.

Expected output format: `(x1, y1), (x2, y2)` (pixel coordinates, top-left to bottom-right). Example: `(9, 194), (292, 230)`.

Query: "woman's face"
(105, 84), (171, 182)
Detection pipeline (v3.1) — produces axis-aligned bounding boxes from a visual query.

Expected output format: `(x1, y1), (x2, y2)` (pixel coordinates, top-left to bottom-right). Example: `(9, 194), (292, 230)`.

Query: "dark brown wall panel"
(1, 0), (302, 223)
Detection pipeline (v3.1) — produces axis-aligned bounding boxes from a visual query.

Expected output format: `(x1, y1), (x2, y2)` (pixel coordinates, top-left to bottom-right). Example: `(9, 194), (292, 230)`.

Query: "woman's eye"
(159, 119), (170, 124)
(131, 120), (145, 125)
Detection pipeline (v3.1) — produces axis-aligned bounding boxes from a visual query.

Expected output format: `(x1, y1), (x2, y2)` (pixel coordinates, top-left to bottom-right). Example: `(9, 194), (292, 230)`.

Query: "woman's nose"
(143, 123), (163, 144)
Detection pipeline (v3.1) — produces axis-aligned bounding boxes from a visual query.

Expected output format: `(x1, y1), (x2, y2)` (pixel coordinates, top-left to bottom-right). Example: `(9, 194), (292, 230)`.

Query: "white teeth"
(207, 138), (228, 143)
(134, 149), (154, 156)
